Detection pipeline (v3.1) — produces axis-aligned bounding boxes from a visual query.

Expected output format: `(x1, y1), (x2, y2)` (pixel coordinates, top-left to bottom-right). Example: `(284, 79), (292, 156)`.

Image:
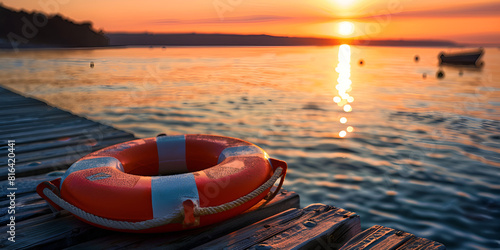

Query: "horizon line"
(104, 32), (500, 47)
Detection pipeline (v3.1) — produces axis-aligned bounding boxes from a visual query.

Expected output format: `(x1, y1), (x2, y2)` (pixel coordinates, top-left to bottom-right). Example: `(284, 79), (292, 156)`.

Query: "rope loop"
(43, 167), (284, 230)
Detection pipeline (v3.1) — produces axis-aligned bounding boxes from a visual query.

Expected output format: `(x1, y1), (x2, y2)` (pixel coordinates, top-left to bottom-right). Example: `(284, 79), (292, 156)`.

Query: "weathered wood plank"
(0, 135), (136, 177)
(400, 235), (447, 249)
(0, 192), (50, 221)
(0, 132), (134, 164)
(0, 101), (45, 109)
(0, 93), (46, 102)
(0, 117), (85, 135)
(0, 211), (110, 250)
(0, 206), (52, 227)
(0, 117), (97, 137)
(0, 105), (69, 117)
(0, 94), (44, 103)
(64, 189), (299, 249)
(0, 111), (73, 125)
(0, 124), (132, 146)
(339, 225), (446, 250)
(0, 113), (75, 127)
(1, 123), (103, 142)
(196, 203), (361, 250)
(0, 171), (64, 198)
(0, 177), (58, 224)
(0, 130), (133, 155)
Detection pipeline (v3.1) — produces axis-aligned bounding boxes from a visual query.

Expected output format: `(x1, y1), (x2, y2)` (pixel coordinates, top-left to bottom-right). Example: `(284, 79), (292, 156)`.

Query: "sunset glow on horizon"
(2, 0), (500, 44)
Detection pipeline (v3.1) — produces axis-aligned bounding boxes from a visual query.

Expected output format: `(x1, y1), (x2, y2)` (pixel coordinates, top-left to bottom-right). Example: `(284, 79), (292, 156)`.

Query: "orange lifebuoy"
(37, 134), (287, 233)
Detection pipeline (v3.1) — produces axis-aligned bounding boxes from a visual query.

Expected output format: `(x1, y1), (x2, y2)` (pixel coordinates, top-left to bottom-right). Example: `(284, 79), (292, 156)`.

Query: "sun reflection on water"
(334, 44), (354, 138)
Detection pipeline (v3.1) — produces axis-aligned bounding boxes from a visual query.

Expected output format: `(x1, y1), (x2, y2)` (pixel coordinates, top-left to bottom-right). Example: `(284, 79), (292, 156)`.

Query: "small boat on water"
(438, 48), (484, 66)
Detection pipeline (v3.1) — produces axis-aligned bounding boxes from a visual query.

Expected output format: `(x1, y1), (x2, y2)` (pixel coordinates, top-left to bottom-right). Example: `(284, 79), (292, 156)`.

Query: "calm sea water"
(1, 46), (499, 249)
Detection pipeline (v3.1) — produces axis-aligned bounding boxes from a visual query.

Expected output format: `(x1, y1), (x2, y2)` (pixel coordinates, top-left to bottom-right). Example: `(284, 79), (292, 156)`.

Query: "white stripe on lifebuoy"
(151, 173), (199, 218)
(60, 156), (123, 188)
(156, 135), (187, 175)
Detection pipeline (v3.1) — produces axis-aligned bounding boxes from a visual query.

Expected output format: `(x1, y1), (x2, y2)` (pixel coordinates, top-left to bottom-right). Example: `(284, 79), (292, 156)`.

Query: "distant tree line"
(107, 33), (457, 47)
(0, 3), (109, 49)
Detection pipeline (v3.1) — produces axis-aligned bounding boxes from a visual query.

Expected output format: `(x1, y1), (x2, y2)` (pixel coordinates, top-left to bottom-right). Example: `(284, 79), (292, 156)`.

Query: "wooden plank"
(0, 110), (71, 123)
(0, 172), (65, 197)
(0, 130), (133, 155)
(339, 225), (446, 250)
(0, 136), (136, 177)
(0, 94), (45, 102)
(1, 123), (102, 142)
(0, 124), (130, 146)
(0, 105), (69, 117)
(0, 113), (76, 127)
(0, 115), (88, 133)
(0, 206), (52, 226)
(0, 132), (133, 164)
(0, 95), (43, 103)
(196, 203), (361, 250)
(399, 235), (447, 250)
(1, 123), (130, 146)
(0, 174), (60, 224)
(0, 192), (50, 221)
(0, 212), (110, 250)
(0, 118), (97, 137)
(0, 101), (45, 109)
(63, 189), (299, 249)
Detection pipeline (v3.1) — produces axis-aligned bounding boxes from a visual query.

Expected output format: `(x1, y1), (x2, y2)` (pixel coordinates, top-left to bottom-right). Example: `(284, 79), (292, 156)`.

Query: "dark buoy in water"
(414, 55), (419, 62)
(422, 73), (427, 79)
(459, 70), (463, 76)
(436, 70), (444, 79)
(90, 62), (94, 68)
(359, 59), (364, 65)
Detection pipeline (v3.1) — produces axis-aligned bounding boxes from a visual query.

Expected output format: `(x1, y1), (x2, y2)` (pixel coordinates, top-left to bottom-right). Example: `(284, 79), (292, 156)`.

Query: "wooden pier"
(0, 86), (445, 249)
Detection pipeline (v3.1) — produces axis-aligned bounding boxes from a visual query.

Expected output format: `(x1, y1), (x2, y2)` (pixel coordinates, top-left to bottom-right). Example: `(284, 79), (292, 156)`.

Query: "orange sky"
(3, 0), (500, 44)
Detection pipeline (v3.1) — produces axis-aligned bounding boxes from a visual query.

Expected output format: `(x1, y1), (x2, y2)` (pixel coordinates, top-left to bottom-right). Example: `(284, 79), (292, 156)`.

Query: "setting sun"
(338, 21), (355, 36)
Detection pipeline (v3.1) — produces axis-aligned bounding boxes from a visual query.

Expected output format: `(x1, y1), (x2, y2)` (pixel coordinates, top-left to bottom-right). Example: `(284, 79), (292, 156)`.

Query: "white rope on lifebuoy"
(43, 167), (283, 230)
(195, 167), (282, 216)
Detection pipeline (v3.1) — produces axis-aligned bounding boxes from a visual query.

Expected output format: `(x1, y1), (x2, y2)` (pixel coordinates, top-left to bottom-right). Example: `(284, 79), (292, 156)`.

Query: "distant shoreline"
(1, 44), (496, 52)
(1, 33), (498, 51)
(107, 33), (498, 48)
(106, 33), (464, 48)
